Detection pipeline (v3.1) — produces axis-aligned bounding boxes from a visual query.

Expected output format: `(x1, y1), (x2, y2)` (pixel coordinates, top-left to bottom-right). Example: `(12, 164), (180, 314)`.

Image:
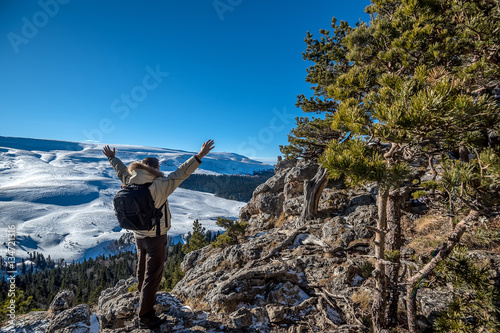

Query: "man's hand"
(102, 145), (116, 159)
(197, 139), (215, 159)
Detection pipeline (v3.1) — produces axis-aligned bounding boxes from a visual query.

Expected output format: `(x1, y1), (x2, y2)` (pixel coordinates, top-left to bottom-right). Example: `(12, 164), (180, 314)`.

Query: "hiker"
(102, 139), (215, 329)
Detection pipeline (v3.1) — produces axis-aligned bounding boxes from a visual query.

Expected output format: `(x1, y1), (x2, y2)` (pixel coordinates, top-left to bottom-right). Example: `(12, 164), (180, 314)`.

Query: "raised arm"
(103, 145), (131, 185)
(195, 139), (215, 160)
(150, 140), (215, 201)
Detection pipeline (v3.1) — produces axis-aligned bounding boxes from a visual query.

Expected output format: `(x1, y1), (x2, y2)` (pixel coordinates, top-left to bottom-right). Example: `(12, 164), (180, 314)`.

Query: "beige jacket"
(109, 155), (201, 238)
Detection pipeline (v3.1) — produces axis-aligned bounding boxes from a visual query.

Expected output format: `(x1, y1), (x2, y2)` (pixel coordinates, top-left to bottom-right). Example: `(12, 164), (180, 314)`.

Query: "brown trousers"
(135, 234), (168, 318)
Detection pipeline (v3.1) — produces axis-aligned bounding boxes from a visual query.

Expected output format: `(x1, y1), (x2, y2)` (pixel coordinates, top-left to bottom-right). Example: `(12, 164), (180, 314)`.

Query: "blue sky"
(0, 0), (370, 163)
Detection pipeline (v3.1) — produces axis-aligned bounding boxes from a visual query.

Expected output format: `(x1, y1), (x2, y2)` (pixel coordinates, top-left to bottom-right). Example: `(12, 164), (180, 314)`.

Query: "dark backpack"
(113, 183), (166, 236)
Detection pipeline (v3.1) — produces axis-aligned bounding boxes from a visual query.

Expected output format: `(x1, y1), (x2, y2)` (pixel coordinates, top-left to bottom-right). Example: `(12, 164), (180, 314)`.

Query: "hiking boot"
(137, 315), (166, 329)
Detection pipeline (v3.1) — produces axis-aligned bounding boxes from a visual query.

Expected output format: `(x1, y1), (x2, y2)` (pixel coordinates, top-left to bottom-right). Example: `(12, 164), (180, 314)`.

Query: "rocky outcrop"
(171, 222), (370, 331)
(240, 159), (319, 231)
(3, 289), (87, 333)
(48, 289), (75, 316)
(172, 157), (382, 332)
(7, 278), (226, 332)
(47, 304), (91, 333)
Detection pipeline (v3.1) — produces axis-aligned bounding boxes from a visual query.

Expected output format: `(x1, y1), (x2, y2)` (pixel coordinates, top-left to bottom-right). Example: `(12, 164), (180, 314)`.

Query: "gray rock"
(229, 307), (253, 329)
(275, 158), (298, 176)
(265, 172), (287, 192)
(348, 194), (375, 207)
(181, 247), (201, 272)
(344, 196), (376, 217)
(98, 277), (137, 310)
(401, 246), (416, 260)
(293, 233), (326, 248)
(329, 264), (364, 292)
(253, 182), (271, 196)
(266, 281), (310, 306)
(345, 205), (377, 230)
(284, 180), (304, 199)
(468, 250), (500, 288)
(47, 304), (90, 333)
(322, 216), (346, 241)
(48, 289), (75, 316)
(266, 304), (286, 323)
(339, 228), (356, 247)
(249, 307), (269, 330)
(283, 197), (303, 216)
(256, 192), (284, 215)
(318, 189), (349, 214)
(153, 291), (185, 315)
(97, 291), (139, 329)
(1, 311), (50, 332)
(417, 288), (453, 323)
(284, 159), (318, 184)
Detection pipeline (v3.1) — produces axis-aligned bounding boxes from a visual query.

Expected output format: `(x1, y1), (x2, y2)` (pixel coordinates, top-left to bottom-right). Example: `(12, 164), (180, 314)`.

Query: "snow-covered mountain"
(0, 136), (273, 262)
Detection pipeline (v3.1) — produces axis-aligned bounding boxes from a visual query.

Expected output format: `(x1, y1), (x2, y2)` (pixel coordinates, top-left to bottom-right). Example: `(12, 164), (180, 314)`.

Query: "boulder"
(97, 277), (139, 329)
(255, 192), (284, 216)
(48, 289), (75, 316)
(228, 307), (253, 329)
(98, 291), (139, 329)
(47, 304), (90, 333)
(284, 159), (318, 185)
(266, 304), (286, 323)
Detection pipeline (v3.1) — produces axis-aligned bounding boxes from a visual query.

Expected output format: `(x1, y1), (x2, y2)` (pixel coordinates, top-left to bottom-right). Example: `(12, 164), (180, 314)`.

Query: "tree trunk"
(406, 210), (479, 333)
(372, 191), (389, 332)
(301, 166), (328, 222)
(385, 190), (402, 327)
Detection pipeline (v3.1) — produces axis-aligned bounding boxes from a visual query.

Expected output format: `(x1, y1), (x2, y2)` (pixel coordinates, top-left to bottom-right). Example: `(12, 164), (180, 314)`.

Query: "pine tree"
(288, 0), (499, 331)
(182, 220), (209, 254)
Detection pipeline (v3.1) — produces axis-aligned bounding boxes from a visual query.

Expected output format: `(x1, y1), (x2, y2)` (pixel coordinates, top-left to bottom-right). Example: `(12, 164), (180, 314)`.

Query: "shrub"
(211, 218), (248, 248)
(433, 246), (500, 332)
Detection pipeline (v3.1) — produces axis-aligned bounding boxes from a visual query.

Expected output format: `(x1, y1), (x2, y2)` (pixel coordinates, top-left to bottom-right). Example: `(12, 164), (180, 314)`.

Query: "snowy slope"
(0, 136), (272, 262)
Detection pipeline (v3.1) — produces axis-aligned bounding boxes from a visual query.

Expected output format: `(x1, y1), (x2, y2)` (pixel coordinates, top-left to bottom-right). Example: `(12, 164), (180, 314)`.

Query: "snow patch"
(0, 136), (270, 263)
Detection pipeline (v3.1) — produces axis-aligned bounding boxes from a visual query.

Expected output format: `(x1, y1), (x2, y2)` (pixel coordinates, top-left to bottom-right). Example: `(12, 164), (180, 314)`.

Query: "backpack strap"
(155, 215), (161, 237)
(155, 201), (167, 237)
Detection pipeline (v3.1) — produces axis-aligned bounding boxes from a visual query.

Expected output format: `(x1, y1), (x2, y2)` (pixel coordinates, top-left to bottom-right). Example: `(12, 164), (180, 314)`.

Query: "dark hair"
(141, 157), (160, 170)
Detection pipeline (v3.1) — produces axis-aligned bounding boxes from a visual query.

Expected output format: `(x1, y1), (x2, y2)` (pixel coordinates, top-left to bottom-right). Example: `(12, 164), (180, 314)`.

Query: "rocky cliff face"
(7, 158), (500, 332)
(172, 158), (380, 332)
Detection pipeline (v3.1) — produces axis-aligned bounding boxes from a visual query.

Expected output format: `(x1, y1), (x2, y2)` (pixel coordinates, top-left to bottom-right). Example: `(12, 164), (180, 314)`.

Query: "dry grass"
(184, 297), (211, 312)
(274, 211), (289, 229)
(414, 214), (447, 234)
(407, 234), (444, 256)
(351, 288), (373, 314)
(406, 214), (449, 256)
